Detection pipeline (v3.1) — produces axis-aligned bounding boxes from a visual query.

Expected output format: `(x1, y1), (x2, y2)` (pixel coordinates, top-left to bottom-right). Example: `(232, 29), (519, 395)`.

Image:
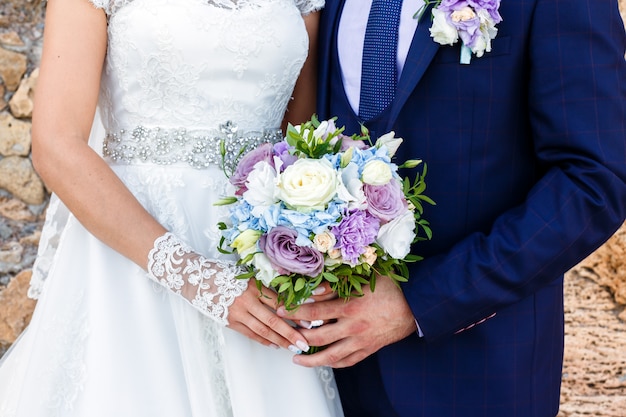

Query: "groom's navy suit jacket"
(317, 0), (626, 416)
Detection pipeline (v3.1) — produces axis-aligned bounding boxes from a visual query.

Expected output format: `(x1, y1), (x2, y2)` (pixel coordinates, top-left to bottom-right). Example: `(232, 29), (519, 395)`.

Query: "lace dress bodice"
(93, 0), (323, 132)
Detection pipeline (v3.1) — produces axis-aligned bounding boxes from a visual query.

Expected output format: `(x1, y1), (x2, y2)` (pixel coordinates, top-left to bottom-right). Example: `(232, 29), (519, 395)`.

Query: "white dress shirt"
(337, 0), (420, 114)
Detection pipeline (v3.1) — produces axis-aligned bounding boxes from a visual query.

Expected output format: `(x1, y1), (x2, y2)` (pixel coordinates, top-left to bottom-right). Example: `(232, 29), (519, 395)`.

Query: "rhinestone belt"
(102, 121), (283, 171)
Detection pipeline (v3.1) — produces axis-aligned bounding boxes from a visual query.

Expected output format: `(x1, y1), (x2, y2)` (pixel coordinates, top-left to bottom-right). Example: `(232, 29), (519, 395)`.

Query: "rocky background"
(0, 1), (625, 415)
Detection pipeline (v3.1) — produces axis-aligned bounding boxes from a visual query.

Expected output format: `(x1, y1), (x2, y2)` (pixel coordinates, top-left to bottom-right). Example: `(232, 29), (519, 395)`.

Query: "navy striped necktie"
(358, 0), (403, 122)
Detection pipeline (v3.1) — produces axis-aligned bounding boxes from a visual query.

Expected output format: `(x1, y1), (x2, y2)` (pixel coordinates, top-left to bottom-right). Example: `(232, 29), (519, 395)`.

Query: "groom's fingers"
(299, 321), (345, 347)
(291, 337), (371, 368)
(276, 297), (345, 322)
(289, 275), (418, 367)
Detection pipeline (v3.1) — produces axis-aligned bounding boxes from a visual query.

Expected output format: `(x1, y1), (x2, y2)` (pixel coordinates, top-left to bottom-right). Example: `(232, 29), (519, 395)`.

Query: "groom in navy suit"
(283, 0), (626, 415)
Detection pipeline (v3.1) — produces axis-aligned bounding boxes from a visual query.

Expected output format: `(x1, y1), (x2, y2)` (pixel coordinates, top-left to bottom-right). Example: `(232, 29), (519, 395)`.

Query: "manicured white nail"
(312, 287), (326, 295)
(296, 340), (310, 353)
(299, 320), (312, 329)
(302, 298), (315, 304)
(310, 319), (324, 328)
(288, 345), (303, 354)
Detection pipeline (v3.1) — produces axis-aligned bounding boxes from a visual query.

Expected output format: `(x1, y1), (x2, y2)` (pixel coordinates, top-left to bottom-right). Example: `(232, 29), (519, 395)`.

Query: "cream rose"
(312, 231), (337, 253)
(361, 159), (392, 186)
(376, 210), (416, 259)
(451, 6), (476, 22)
(276, 158), (338, 211)
(361, 246), (377, 266)
(324, 248), (343, 267)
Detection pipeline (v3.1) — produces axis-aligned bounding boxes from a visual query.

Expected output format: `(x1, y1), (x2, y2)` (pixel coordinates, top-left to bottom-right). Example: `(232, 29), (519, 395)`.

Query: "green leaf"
(322, 272), (339, 283)
(349, 277), (363, 294)
(417, 195), (437, 206)
(236, 270), (256, 280)
(390, 273), (408, 283)
(294, 277), (306, 292)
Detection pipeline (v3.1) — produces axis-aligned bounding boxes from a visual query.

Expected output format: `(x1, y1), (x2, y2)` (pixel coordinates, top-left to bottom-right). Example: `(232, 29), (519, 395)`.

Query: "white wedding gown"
(0, 0), (343, 416)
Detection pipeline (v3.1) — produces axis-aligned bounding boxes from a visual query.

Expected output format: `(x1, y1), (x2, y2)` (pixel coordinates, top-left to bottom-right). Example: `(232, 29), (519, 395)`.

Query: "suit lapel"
(386, 9), (440, 131)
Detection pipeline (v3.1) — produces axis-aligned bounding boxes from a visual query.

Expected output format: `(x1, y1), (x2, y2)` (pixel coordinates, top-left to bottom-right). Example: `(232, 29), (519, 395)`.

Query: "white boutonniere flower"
(416, 0), (503, 64)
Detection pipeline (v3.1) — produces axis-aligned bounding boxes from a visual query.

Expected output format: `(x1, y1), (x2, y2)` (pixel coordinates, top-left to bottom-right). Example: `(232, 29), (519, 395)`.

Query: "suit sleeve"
(405, 0), (626, 342)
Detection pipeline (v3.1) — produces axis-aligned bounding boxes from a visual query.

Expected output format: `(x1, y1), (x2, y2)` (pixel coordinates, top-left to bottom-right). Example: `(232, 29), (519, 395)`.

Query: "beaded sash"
(102, 121), (283, 171)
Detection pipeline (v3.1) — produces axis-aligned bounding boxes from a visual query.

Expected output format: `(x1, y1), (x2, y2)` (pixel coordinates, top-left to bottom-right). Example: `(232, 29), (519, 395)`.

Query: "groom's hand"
(277, 275), (417, 368)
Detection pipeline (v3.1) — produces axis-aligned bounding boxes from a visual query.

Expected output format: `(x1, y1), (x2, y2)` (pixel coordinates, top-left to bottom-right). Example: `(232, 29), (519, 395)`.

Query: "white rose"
(276, 158), (338, 211)
(252, 252), (279, 286)
(430, 8), (459, 46)
(376, 210), (416, 259)
(313, 231), (337, 253)
(243, 161), (278, 216)
(374, 131), (403, 158)
(361, 159), (392, 186)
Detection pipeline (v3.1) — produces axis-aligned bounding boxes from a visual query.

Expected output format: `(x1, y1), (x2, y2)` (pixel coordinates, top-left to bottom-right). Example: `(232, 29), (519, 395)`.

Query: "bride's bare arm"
(31, 0), (310, 353)
(32, 0), (164, 267)
(282, 10), (320, 128)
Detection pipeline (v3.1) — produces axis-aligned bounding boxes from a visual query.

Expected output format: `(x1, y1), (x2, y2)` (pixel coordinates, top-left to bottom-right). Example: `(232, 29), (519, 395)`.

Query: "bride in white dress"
(0, 0), (343, 416)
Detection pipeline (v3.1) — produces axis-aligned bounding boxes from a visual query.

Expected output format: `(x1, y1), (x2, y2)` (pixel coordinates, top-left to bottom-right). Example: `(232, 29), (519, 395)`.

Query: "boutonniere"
(415, 0), (502, 65)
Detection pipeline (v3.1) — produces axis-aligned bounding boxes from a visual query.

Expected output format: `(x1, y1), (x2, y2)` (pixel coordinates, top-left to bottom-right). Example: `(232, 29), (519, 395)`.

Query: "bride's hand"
(227, 280), (311, 354)
(145, 233), (310, 354)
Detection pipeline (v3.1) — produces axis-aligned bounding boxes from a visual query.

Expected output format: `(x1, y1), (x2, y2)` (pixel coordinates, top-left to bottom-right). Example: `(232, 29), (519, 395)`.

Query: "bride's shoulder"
(86, 0), (133, 15)
(293, 0), (325, 15)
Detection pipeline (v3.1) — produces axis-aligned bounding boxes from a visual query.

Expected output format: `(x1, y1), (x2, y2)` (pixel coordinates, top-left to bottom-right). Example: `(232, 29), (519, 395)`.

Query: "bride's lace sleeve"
(294, 0), (324, 15)
(146, 232), (249, 325)
(87, 0), (132, 15)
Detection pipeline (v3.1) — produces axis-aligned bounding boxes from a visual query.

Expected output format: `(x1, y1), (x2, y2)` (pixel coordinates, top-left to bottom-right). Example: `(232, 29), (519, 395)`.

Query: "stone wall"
(0, 1), (625, 415)
(0, 0), (45, 358)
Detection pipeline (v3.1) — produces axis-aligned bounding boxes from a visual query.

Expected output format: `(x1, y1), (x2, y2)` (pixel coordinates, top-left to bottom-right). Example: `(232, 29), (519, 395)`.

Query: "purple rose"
(364, 181), (408, 223)
(332, 210), (380, 265)
(230, 143), (274, 195)
(273, 140), (298, 171)
(260, 226), (324, 277)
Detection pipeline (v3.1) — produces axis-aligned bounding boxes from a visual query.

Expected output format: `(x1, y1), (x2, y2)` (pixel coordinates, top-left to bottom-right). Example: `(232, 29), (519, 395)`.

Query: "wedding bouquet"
(217, 116), (434, 310)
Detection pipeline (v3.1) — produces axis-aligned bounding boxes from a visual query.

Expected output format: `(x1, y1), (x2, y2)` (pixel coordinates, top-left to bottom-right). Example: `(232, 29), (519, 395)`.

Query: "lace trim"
(147, 233), (248, 325)
(89, 0), (324, 16)
(316, 366), (338, 400)
(294, 0), (325, 15)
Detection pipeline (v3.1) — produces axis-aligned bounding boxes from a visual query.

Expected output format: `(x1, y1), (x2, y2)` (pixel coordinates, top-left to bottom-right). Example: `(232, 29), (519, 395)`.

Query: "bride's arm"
(32, 0), (163, 267)
(32, 0), (311, 353)
(282, 10), (320, 128)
